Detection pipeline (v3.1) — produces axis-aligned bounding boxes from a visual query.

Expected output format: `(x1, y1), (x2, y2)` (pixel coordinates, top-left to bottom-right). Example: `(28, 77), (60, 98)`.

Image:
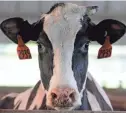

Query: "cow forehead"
(45, 3), (87, 16)
(43, 4), (85, 49)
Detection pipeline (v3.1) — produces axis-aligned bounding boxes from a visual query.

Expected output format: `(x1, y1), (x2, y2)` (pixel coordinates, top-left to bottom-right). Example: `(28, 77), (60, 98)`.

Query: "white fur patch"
(41, 3), (98, 110)
(87, 72), (113, 110)
(14, 88), (33, 110)
(28, 82), (46, 110)
(87, 90), (101, 111)
(43, 3), (86, 109)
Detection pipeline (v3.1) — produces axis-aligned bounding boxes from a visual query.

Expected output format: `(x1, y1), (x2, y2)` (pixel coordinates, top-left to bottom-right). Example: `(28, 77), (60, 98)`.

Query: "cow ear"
(86, 6), (98, 16)
(0, 17), (43, 44)
(0, 17), (43, 60)
(0, 17), (29, 44)
(88, 19), (126, 45)
(88, 19), (126, 59)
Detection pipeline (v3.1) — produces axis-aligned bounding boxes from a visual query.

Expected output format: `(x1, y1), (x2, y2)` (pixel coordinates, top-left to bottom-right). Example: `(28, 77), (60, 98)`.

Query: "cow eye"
(38, 44), (46, 53)
(80, 41), (90, 53)
(85, 42), (89, 49)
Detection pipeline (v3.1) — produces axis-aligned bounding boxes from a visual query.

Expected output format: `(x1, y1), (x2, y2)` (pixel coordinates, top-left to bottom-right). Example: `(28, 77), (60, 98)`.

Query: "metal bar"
(0, 110), (125, 113)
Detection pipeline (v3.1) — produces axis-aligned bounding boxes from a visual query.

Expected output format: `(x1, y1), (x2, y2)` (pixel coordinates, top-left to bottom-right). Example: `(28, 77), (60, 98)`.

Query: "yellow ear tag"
(97, 36), (112, 59)
(17, 35), (32, 60)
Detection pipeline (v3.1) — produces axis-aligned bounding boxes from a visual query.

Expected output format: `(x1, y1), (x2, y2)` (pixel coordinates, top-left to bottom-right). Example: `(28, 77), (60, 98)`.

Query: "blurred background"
(0, 1), (126, 111)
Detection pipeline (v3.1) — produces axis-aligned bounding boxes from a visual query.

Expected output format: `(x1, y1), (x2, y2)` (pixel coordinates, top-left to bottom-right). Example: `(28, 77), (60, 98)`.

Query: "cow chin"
(53, 106), (79, 111)
(46, 101), (81, 111)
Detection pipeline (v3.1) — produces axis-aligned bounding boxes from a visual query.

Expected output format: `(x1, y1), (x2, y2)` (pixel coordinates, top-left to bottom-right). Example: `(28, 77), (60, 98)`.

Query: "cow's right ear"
(0, 17), (43, 59)
(0, 17), (43, 44)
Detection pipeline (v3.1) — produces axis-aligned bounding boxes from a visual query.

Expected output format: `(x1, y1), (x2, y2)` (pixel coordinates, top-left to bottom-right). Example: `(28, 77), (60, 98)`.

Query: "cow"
(0, 2), (126, 111)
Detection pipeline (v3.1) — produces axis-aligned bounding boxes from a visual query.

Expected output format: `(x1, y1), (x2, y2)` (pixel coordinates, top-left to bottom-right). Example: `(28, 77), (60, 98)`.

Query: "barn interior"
(0, 1), (126, 111)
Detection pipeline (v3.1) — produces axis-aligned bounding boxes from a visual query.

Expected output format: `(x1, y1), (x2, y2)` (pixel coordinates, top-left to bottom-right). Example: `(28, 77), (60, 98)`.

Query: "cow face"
(1, 2), (126, 111)
(37, 3), (98, 110)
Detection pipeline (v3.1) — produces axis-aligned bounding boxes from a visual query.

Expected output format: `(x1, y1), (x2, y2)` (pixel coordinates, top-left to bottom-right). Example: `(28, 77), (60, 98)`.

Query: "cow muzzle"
(46, 88), (80, 110)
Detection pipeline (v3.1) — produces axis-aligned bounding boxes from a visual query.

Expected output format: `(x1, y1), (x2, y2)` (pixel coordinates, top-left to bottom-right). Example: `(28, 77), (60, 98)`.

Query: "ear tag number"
(97, 36), (112, 59)
(17, 35), (32, 60)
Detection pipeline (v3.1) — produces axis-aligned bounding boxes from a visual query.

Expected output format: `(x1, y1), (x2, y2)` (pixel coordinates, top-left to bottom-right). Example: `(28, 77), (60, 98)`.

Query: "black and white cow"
(0, 3), (126, 111)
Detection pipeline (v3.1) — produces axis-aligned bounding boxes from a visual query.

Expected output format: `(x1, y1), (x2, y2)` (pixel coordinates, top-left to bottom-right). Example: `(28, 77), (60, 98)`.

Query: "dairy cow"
(0, 3), (126, 111)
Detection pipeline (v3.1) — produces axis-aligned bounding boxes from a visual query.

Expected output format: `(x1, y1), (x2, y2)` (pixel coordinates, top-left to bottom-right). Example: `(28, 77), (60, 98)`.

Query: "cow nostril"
(69, 92), (75, 101)
(51, 92), (57, 100)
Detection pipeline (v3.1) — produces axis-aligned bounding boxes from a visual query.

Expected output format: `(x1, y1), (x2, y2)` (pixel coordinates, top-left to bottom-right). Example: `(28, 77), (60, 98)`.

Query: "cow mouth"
(54, 107), (74, 111)
(46, 98), (77, 111)
(46, 104), (81, 111)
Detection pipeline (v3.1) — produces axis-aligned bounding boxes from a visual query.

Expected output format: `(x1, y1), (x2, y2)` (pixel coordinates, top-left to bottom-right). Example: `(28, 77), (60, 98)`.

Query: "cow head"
(0, 3), (126, 111)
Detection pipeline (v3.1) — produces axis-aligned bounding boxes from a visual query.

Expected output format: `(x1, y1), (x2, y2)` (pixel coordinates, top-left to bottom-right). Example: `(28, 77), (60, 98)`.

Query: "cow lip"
(54, 107), (74, 111)
(46, 105), (74, 111)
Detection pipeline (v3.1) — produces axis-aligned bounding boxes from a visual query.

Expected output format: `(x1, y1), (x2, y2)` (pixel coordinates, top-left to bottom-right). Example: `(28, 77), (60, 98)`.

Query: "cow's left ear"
(88, 19), (126, 59)
(88, 19), (126, 45)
